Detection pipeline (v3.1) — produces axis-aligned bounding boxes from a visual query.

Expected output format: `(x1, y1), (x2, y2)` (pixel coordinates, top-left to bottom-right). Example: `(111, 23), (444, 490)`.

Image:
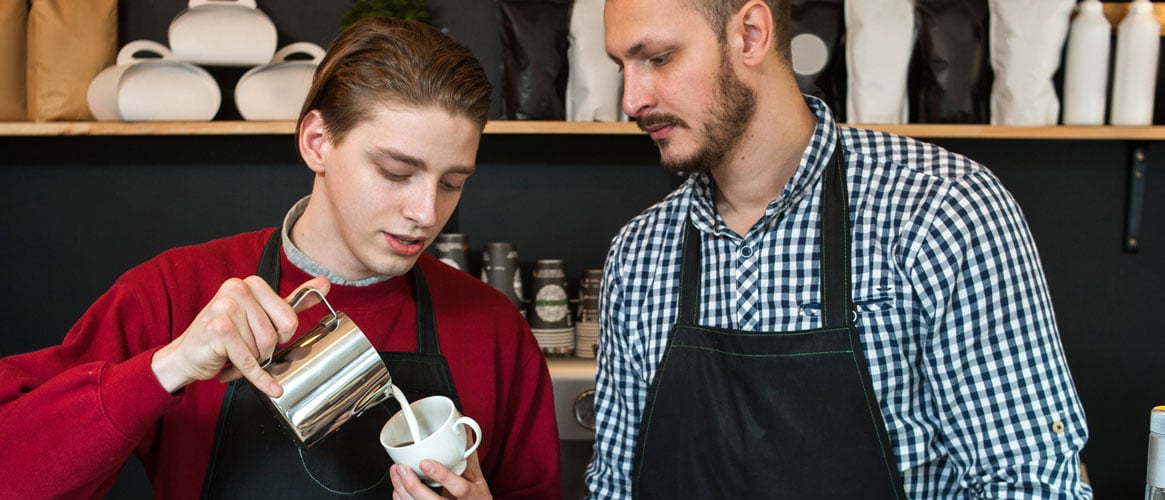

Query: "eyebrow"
(372, 147), (425, 168)
(609, 40), (648, 64)
(370, 147), (476, 175)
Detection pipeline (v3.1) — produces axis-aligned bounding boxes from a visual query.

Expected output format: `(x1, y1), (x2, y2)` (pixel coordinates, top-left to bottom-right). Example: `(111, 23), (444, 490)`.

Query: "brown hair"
(682, 0), (792, 65)
(297, 17), (493, 143)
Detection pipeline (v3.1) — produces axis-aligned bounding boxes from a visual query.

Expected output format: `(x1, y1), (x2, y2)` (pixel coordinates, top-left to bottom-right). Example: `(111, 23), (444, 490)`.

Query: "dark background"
(1, 0), (1162, 498)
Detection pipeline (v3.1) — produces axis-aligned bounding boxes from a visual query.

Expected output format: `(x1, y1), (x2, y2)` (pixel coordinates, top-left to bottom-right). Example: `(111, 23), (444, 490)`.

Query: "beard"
(638, 47), (757, 175)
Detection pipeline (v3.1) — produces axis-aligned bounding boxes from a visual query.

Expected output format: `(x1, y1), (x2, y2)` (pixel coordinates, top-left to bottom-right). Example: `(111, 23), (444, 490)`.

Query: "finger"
(390, 464), (429, 500)
(420, 460), (467, 497)
(222, 330), (282, 397)
(217, 364), (243, 383)
(217, 277), (331, 385)
(233, 277), (283, 363)
(460, 451), (485, 481)
(240, 275), (298, 354)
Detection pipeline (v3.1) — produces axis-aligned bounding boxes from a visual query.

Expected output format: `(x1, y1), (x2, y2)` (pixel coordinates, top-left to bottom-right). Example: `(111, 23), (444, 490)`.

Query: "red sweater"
(0, 228), (561, 499)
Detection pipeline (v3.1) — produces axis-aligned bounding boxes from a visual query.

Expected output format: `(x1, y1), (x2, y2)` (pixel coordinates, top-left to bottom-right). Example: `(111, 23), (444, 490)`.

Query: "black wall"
(3, 0), (1162, 497)
(1, 132), (1161, 498)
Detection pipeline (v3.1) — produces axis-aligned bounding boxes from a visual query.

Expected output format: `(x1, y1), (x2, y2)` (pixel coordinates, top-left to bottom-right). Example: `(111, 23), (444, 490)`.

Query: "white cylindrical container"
(1149, 406), (1165, 500)
(1062, 0), (1112, 125)
(1110, 0), (1160, 126)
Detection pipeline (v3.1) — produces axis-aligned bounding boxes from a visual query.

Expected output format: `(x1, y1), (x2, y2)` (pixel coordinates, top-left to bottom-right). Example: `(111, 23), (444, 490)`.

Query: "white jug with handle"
(88, 40), (221, 122)
(235, 42), (326, 121)
(88, 40), (170, 121)
(169, 0), (277, 66)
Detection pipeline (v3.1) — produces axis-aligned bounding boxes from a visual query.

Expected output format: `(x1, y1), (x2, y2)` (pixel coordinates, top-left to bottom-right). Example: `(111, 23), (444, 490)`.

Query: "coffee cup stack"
(574, 268), (602, 358)
(528, 259), (574, 356)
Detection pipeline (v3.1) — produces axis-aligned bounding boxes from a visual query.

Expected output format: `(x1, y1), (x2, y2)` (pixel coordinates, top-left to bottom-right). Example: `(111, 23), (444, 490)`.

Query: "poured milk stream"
(390, 384), (422, 445)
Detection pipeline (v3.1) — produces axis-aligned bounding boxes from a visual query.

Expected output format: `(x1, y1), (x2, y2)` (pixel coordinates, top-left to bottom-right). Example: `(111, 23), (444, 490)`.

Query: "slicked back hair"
(297, 16), (493, 144)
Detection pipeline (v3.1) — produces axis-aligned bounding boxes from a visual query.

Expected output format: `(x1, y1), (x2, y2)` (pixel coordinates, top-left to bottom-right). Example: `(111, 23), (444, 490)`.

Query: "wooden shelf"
(2, 120), (1165, 141)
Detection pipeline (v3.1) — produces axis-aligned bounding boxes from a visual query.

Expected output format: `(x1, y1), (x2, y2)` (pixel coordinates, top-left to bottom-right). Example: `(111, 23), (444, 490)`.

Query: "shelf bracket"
(1124, 142), (1148, 253)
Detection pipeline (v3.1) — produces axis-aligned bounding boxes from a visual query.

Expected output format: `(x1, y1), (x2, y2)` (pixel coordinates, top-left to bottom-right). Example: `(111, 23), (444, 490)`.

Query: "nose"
(621, 67), (654, 119)
(401, 182), (438, 229)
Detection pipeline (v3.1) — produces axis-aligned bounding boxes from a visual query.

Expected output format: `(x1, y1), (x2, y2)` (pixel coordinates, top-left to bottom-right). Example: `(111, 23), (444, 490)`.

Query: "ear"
(298, 110), (329, 174)
(736, 1), (774, 68)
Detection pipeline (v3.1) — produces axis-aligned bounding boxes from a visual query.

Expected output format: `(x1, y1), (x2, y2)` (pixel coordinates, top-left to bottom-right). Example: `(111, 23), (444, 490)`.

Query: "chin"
(362, 254), (420, 280)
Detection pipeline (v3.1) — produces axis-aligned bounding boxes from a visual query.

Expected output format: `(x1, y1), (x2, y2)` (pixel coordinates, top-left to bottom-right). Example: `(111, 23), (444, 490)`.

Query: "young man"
(587, 0), (1090, 498)
(0, 18), (560, 499)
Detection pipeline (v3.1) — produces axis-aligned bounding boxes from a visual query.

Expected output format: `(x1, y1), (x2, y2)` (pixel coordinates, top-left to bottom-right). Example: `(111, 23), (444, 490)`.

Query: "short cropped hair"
(682, 0), (792, 65)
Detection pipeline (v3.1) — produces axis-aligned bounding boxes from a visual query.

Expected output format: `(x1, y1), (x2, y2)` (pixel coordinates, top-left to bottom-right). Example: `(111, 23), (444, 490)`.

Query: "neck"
(712, 84), (816, 236)
(290, 188), (375, 283)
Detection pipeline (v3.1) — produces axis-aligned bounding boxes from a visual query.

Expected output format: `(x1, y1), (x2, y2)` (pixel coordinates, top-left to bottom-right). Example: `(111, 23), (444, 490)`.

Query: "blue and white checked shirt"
(586, 97), (1091, 499)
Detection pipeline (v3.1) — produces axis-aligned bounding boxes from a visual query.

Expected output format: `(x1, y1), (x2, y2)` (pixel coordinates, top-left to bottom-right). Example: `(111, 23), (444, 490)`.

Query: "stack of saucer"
(574, 322), (599, 358)
(574, 269), (602, 359)
(532, 328), (575, 356)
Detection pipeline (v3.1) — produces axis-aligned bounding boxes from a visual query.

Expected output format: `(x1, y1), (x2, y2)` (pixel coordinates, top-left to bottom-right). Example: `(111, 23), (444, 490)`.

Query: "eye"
(440, 176), (469, 192)
(648, 52), (672, 67)
(440, 182), (463, 192)
(378, 167), (409, 182)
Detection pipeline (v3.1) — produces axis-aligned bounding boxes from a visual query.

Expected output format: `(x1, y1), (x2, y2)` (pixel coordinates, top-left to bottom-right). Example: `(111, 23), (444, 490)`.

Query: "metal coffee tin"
(481, 242), (524, 310)
(261, 288), (393, 447)
(433, 233), (470, 272)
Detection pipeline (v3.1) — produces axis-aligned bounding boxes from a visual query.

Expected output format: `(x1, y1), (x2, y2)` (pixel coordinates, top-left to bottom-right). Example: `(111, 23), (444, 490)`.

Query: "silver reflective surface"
(265, 312), (392, 446)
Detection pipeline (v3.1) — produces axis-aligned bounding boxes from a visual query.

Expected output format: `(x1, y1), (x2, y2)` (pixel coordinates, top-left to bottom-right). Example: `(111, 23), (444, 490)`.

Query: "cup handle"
(454, 416), (482, 459)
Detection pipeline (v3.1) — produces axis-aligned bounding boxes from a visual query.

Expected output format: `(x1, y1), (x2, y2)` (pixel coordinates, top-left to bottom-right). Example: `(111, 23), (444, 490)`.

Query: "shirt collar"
(687, 95), (839, 238)
(281, 195), (391, 287)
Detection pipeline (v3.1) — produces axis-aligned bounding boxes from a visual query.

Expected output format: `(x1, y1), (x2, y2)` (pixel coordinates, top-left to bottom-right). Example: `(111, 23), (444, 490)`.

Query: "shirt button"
(740, 246), (754, 258)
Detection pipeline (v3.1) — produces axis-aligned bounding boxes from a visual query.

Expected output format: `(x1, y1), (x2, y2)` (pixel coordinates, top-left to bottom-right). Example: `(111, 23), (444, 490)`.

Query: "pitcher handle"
(288, 286), (338, 327)
(257, 286), (338, 368)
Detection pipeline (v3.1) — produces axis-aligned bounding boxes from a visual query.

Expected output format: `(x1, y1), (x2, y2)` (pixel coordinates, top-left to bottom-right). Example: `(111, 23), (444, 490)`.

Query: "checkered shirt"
(585, 97), (1091, 499)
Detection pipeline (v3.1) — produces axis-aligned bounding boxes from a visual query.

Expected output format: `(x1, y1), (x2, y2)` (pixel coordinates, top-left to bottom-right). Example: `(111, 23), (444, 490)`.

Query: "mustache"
(636, 113), (688, 132)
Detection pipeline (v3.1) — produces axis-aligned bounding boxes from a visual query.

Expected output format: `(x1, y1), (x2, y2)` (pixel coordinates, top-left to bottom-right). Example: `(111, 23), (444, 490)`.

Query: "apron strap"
(256, 229), (439, 354)
(410, 265), (440, 355)
(258, 229), (283, 292)
(676, 221), (702, 325)
(820, 144), (853, 328)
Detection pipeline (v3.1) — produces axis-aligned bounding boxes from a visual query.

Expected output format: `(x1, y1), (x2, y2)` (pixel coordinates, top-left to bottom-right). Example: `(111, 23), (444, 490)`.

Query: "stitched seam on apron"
(847, 332), (903, 499)
(671, 345), (853, 357)
(633, 341), (679, 495)
(683, 325), (851, 337)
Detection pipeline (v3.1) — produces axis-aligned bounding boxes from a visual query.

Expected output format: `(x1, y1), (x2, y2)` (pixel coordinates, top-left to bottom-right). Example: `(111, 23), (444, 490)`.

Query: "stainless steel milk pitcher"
(260, 287), (394, 447)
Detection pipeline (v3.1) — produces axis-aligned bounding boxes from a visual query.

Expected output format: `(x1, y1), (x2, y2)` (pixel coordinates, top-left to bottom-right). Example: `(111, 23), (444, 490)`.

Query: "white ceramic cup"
(380, 396), (483, 486)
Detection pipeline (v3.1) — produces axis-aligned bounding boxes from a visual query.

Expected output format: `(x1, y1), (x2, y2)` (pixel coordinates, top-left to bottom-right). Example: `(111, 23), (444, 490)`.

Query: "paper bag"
(988, 0), (1075, 125)
(27, 0), (117, 121)
(0, 0), (28, 121)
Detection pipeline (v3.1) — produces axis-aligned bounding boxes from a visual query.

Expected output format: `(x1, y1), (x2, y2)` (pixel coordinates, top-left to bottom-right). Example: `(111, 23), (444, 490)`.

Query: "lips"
(385, 233), (425, 257)
(637, 114), (685, 142)
(643, 124), (674, 141)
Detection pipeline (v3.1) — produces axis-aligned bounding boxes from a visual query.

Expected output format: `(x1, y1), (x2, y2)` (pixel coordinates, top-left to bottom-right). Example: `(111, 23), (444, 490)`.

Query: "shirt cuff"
(98, 347), (181, 441)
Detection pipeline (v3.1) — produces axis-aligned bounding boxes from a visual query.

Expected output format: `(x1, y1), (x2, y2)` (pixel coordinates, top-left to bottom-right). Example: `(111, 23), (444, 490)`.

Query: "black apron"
(201, 231), (461, 498)
(631, 146), (907, 498)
